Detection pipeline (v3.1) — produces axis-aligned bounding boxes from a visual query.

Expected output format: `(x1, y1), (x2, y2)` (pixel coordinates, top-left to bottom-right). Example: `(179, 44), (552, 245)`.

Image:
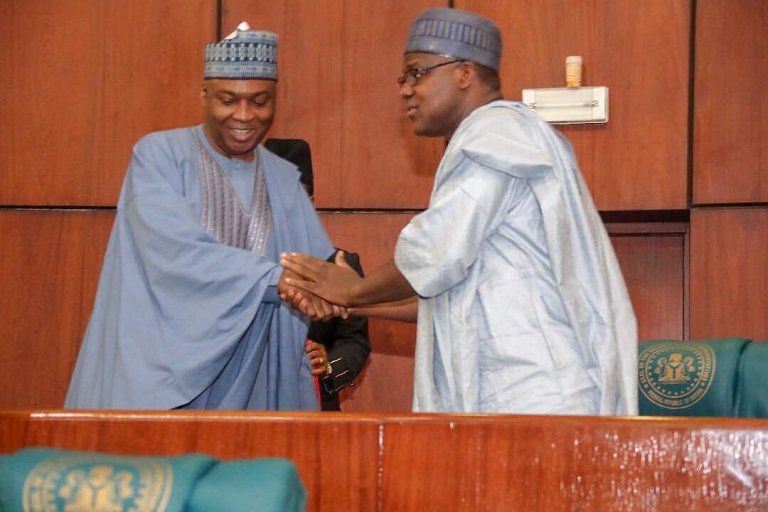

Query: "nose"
(398, 82), (414, 99)
(233, 100), (255, 122)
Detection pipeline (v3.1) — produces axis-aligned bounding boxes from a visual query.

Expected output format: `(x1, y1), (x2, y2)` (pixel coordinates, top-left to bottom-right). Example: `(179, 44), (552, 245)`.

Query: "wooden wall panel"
(0, 0), (728, 412)
(0, 1), (216, 207)
(609, 225), (687, 341)
(693, 1), (768, 204)
(0, 211), (114, 408)
(319, 212), (416, 412)
(690, 208), (768, 340)
(222, 0), (446, 209)
(459, 0), (690, 211)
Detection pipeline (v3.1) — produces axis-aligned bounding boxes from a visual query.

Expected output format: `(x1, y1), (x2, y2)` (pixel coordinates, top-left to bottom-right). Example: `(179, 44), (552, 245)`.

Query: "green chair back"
(0, 448), (306, 512)
(638, 338), (750, 416)
(736, 341), (768, 418)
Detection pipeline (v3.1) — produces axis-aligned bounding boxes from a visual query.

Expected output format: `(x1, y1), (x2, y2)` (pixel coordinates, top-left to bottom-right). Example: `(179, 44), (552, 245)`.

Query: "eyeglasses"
(396, 59), (464, 86)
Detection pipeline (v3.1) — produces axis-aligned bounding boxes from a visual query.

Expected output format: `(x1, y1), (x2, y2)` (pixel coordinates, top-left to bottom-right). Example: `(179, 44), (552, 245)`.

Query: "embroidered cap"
(405, 8), (502, 71)
(204, 22), (278, 80)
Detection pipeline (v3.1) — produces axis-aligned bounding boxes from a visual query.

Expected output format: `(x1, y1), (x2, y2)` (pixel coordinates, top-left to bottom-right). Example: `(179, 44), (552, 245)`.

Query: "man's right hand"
(278, 268), (347, 321)
(279, 252), (362, 306)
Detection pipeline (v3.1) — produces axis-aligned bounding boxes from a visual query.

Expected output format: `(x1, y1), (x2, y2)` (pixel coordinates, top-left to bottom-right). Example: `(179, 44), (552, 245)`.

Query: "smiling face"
(398, 52), (470, 140)
(201, 79), (276, 161)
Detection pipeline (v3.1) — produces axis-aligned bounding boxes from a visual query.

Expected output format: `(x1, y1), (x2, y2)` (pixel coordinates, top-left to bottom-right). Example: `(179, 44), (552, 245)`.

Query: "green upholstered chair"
(0, 448), (306, 512)
(736, 341), (768, 418)
(638, 338), (751, 417)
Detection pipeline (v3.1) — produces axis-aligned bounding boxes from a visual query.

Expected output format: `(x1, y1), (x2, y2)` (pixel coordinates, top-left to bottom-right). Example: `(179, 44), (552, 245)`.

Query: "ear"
(200, 82), (209, 105)
(456, 61), (474, 90)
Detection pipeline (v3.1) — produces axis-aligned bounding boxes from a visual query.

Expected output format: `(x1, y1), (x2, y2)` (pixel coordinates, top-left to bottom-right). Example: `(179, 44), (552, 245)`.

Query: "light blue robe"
(395, 101), (638, 415)
(65, 126), (333, 410)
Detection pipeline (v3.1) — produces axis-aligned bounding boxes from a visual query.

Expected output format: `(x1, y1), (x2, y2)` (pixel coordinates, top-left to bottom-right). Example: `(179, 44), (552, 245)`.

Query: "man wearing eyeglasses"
(281, 8), (637, 416)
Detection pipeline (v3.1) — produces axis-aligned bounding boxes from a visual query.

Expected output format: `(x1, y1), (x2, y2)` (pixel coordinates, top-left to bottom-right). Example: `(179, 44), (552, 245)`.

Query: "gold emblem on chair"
(656, 353), (695, 383)
(638, 343), (716, 410)
(22, 455), (173, 511)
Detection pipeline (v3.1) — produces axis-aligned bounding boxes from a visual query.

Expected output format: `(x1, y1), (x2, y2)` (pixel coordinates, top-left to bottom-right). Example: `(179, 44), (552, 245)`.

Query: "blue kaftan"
(65, 126), (333, 410)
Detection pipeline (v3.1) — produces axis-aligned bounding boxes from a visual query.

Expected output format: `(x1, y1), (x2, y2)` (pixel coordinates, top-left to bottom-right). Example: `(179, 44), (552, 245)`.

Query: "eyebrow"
(215, 90), (272, 99)
(403, 57), (436, 71)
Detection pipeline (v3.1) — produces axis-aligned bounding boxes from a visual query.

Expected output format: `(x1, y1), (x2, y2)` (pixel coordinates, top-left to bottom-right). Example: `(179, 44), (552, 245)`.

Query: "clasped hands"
(278, 251), (360, 321)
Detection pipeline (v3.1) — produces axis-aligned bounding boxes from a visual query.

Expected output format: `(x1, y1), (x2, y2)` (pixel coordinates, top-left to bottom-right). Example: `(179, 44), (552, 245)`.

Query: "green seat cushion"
(736, 341), (768, 418)
(188, 458), (306, 512)
(0, 447), (215, 512)
(0, 448), (306, 512)
(638, 338), (750, 416)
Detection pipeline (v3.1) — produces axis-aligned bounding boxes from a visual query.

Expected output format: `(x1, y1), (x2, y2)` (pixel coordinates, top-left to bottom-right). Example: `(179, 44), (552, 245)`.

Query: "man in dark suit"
(265, 138), (371, 410)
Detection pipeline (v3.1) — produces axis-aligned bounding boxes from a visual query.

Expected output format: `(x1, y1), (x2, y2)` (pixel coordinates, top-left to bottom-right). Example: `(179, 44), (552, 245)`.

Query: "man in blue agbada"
(65, 23), (337, 410)
(281, 8), (638, 415)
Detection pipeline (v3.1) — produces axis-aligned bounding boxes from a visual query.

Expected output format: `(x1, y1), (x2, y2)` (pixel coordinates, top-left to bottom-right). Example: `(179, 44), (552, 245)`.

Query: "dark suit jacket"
(307, 250), (371, 411)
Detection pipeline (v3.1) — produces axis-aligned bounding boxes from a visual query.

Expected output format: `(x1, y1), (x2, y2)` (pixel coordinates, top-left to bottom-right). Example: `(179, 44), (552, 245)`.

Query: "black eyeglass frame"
(396, 59), (465, 86)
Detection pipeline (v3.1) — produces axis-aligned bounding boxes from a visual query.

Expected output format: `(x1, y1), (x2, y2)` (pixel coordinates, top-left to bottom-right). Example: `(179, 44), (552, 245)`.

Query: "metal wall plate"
(521, 86), (609, 125)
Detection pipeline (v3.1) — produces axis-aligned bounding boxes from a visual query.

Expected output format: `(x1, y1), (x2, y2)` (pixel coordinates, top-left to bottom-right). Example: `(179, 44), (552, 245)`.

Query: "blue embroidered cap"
(405, 8), (502, 71)
(204, 22), (278, 80)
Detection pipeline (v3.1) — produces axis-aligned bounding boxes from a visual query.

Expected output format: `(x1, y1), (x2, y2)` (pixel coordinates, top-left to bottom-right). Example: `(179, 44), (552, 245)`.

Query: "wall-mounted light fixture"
(521, 56), (609, 125)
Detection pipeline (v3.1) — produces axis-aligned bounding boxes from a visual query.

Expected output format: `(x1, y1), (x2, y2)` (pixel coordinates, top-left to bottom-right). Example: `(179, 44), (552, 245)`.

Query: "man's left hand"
(305, 339), (332, 378)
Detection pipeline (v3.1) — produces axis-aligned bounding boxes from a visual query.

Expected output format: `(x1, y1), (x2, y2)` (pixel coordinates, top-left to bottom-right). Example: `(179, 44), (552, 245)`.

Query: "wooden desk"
(2, 411), (766, 511)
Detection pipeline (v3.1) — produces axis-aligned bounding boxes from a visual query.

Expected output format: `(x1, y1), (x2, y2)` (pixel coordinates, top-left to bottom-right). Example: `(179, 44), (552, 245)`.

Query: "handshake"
(278, 251), (359, 321)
